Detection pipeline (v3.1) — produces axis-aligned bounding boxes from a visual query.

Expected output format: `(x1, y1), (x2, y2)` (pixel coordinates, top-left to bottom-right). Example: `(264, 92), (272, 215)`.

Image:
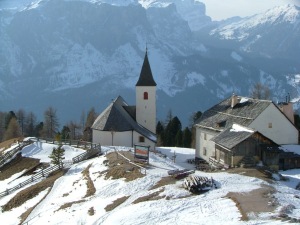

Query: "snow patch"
(231, 51), (243, 62)
(185, 72), (205, 87)
(230, 124), (254, 133)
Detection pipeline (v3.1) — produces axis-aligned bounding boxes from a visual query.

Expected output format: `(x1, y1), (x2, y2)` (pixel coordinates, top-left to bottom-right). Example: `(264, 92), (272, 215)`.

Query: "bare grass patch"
(55, 200), (85, 212)
(0, 138), (23, 152)
(82, 164), (96, 198)
(132, 188), (165, 204)
(0, 156), (41, 181)
(105, 196), (130, 212)
(150, 176), (177, 190)
(104, 151), (144, 182)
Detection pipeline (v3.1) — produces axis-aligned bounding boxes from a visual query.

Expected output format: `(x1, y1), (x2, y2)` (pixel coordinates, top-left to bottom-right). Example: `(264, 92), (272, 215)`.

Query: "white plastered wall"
(136, 86), (156, 134)
(93, 130), (156, 150)
(195, 127), (218, 161)
(249, 104), (298, 144)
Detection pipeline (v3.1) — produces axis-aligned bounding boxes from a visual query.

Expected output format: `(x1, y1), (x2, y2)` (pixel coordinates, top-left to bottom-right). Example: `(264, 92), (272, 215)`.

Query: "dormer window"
(216, 120), (226, 128)
(144, 92), (148, 100)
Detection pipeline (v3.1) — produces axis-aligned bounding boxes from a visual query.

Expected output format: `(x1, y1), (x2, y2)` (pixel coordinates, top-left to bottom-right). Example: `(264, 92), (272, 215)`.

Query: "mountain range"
(0, 0), (299, 126)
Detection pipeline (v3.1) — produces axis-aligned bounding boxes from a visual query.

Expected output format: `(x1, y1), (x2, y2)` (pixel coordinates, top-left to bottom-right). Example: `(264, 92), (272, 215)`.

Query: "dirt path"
(225, 167), (277, 220)
(226, 184), (276, 220)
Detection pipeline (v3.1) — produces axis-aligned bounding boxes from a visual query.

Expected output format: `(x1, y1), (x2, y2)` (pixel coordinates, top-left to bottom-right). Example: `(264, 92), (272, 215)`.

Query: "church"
(91, 50), (157, 150)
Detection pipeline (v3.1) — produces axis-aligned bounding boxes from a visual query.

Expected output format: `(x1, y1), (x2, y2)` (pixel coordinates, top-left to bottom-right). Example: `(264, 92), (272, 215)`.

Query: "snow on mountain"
(0, 0), (300, 125)
(210, 4), (300, 59)
(211, 4), (300, 41)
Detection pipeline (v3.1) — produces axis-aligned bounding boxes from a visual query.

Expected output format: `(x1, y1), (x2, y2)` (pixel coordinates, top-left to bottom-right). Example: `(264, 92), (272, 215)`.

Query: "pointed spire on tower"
(136, 49), (157, 86)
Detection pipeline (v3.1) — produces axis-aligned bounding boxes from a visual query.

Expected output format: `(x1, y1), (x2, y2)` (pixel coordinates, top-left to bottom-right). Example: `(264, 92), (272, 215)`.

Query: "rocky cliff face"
(0, 0), (299, 125)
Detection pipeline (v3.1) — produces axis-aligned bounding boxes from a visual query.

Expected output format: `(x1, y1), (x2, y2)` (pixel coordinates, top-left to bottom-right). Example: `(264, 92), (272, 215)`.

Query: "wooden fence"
(0, 138), (102, 199)
(0, 140), (32, 169)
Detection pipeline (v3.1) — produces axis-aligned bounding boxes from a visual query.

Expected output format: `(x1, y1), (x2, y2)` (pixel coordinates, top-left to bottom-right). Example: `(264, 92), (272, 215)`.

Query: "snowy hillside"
(210, 4), (300, 58)
(0, 141), (300, 224)
(0, 0), (300, 125)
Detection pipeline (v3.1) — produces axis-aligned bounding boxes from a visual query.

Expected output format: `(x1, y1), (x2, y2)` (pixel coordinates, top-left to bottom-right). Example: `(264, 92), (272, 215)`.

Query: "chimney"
(231, 93), (239, 108)
(278, 100), (294, 124)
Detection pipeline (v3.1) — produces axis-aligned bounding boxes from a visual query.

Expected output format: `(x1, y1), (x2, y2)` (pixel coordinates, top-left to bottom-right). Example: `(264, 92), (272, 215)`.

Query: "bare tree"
(16, 109), (26, 136)
(68, 121), (80, 140)
(0, 112), (6, 141)
(25, 111), (37, 137)
(3, 117), (21, 141)
(42, 107), (59, 138)
(83, 107), (97, 141)
(249, 82), (271, 100)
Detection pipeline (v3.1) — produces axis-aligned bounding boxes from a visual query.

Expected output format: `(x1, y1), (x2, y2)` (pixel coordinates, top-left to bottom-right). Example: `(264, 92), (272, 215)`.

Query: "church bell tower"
(136, 49), (157, 134)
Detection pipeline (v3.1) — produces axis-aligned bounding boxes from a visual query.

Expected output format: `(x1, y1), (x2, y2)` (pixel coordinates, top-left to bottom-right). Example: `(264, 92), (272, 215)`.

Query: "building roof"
(194, 95), (272, 131)
(211, 124), (255, 150)
(212, 123), (280, 150)
(91, 96), (156, 143)
(136, 50), (156, 86)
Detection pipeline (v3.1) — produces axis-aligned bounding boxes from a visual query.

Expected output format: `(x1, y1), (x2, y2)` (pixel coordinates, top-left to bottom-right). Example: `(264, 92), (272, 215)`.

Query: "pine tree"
(182, 127), (192, 148)
(156, 121), (165, 146)
(61, 126), (71, 140)
(175, 129), (183, 147)
(165, 116), (182, 146)
(49, 145), (65, 167)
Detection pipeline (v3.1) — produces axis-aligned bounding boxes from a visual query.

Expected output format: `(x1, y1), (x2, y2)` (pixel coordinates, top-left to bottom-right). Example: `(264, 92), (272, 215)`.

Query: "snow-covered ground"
(0, 141), (299, 225)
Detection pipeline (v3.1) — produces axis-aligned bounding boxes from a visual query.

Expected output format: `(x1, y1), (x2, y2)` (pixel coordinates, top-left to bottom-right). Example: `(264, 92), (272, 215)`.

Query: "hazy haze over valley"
(0, 0), (299, 126)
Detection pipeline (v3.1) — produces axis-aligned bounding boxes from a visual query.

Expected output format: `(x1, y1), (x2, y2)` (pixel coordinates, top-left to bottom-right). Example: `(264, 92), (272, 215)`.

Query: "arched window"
(143, 92), (148, 100)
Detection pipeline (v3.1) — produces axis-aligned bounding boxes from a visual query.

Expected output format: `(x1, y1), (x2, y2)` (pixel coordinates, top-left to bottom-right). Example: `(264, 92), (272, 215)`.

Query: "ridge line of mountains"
(0, 0), (299, 126)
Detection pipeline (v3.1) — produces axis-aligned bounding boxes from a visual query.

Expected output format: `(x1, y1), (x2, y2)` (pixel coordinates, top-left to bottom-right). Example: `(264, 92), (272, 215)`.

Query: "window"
(220, 151), (225, 162)
(143, 92), (148, 100)
(203, 147), (207, 156)
(204, 133), (207, 140)
(268, 123), (272, 128)
(139, 136), (145, 142)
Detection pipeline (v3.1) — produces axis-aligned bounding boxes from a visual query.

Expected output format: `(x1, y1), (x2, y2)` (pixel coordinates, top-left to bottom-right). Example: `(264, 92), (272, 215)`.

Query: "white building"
(194, 94), (299, 167)
(92, 50), (157, 150)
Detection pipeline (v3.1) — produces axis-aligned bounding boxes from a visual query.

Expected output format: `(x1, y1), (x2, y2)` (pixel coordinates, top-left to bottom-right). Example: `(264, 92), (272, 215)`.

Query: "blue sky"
(200, 0), (300, 20)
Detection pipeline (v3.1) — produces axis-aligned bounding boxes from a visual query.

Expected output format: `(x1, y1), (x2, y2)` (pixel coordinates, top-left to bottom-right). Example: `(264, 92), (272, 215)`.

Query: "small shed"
(211, 124), (280, 169)
(278, 145), (300, 170)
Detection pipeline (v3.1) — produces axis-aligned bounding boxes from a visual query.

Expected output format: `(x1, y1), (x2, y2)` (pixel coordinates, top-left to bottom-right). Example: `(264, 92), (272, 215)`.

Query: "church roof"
(91, 96), (156, 142)
(136, 50), (156, 86)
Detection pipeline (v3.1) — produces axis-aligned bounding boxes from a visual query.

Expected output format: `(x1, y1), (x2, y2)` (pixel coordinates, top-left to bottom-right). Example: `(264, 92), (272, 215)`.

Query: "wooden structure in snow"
(167, 169), (194, 179)
(183, 175), (214, 194)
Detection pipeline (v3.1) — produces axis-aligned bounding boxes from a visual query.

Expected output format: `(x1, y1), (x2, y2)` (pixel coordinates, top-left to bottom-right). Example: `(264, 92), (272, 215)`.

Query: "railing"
(0, 164), (60, 198)
(0, 138), (102, 199)
(0, 140), (32, 169)
(32, 138), (101, 151)
(209, 156), (225, 169)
